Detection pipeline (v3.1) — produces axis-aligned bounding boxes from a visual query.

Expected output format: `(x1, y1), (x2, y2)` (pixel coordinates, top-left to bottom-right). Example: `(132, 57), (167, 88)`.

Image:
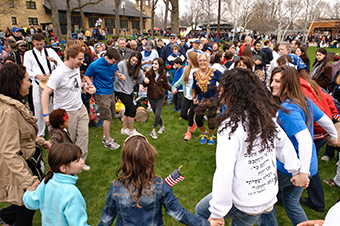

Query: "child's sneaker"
(150, 131), (158, 139)
(147, 107), (153, 112)
(173, 107), (177, 111)
(190, 123), (197, 133)
(178, 109), (181, 113)
(104, 139), (120, 150)
(158, 126), (165, 134)
(208, 135), (216, 145)
(199, 132), (208, 144)
(183, 132), (191, 141)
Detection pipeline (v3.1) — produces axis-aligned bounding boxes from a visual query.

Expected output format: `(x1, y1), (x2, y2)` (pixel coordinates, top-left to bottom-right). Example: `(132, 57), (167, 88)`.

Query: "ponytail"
(44, 170), (54, 184)
(183, 65), (191, 84)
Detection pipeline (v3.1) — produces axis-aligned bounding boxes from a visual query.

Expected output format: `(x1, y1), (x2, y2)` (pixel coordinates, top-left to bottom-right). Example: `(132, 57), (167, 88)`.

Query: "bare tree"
(140, 0), (143, 35)
(199, 0), (217, 34)
(179, 1), (204, 30)
(115, 0), (121, 35)
(294, 0), (328, 44)
(169, 0), (179, 35)
(326, 2), (340, 19)
(77, 0), (86, 30)
(151, 0), (159, 38)
(46, 0), (63, 40)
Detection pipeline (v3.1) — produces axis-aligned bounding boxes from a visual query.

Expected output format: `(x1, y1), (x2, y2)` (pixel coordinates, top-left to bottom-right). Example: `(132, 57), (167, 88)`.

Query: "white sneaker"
(321, 156), (330, 162)
(102, 136), (115, 144)
(121, 128), (130, 135)
(83, 164), (91, 171)
(128, 129), (142, 136)
(150, 131), (158, 139)
(104, 139), (120, 150)
(158, 126), (165, 134)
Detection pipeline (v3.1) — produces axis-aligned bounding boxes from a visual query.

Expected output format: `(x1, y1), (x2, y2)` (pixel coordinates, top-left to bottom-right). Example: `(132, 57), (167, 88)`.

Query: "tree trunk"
(140, 0), (143, 35)
(66, 0), (72, 41)
(164, 0), (169, 34)
(170, 0), (179, 36)
(77, 0), (86, 30)
(115, 0), (121, 35)
(48, 0), (63, 40)
(151, 0), (155, 38)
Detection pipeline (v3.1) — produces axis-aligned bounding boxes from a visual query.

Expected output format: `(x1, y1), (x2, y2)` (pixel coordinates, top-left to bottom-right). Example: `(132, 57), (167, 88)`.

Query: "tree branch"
(71, 0), (105, 12)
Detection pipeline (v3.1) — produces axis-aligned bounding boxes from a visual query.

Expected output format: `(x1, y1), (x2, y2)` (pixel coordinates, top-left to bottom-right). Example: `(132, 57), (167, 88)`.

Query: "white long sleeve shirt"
(23, 47), (63, 82)
(209, 118), (301, 218)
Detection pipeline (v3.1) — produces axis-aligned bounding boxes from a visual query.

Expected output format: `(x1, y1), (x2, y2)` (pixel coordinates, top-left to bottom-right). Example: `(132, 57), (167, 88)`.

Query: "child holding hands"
(98, 135), (222, 226)
(23, 143), (89, 226)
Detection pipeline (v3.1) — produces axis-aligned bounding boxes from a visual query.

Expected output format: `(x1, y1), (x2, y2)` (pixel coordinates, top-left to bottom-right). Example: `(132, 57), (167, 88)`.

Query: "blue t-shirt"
(85, 57), (117, 95)
(276, 99), (324, 177)
(192, 68), (221, 102)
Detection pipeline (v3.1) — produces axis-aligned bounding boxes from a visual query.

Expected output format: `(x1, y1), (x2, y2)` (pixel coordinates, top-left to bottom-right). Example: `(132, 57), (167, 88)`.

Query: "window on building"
(28, 17), (38, 25)
(120, 19), (128, 29)
(26, 1), (36, 9)
(88, 18), (97, 28)
(9, 0), (14, 8)
(11, 17), (17, 25)
(131, 21), (139, 30)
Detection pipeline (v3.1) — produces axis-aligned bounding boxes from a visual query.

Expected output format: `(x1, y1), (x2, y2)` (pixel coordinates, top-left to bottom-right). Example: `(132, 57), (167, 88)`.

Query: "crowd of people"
(1, 25), (340, 226)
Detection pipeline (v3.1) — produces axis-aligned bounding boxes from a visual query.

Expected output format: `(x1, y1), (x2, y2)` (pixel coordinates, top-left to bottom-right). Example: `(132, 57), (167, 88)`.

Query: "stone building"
(0, 0), (152, 35)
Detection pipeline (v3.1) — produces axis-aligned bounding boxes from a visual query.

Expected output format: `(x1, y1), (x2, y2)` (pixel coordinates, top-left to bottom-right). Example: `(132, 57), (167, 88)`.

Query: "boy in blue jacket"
(172, 57), (184, 112)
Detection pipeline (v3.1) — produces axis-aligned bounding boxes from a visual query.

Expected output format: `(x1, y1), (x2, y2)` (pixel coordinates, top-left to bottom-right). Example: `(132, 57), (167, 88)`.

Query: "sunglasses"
(19, 44), (27, 47)
(170, 37), (176, 40)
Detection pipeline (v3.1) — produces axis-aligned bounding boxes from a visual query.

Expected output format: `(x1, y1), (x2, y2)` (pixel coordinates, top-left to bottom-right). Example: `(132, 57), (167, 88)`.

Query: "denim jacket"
(98, 177), (210, 226)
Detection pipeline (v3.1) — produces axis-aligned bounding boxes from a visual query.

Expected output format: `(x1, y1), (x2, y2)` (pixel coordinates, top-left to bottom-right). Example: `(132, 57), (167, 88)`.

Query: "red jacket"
(299, 77), (339, 139)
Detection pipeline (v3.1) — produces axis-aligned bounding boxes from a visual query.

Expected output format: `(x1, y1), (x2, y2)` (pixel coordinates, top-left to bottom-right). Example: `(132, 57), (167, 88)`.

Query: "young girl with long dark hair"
(115, 51), (144, 136)
(311, 48), (333, 90)
(258, 66), (337, 226)
(172, 52), (199, 140)
(23, 143), (89, 226)
(195, 68), (303, 226)
(143, 58), (171, 139)
(98, 135), (217, 226)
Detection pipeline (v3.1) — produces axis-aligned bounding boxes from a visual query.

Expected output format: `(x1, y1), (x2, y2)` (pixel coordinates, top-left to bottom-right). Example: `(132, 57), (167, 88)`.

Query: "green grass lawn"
(1, 44), (340, 225)
(2, 104), (340, 225)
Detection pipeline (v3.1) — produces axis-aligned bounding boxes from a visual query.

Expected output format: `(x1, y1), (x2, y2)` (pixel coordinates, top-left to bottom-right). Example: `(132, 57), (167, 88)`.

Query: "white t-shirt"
(46, 64), (82, 111)
(185, 68), (197, 100)
(324, 201), (340, 226)
(212, 63), (226, 73)
(209, 118), (300, 217)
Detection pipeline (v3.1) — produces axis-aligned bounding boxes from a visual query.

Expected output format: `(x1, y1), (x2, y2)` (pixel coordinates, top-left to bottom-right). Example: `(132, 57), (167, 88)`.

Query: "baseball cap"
(145, 41), (152, 49)
(12, 26), (21, 32)
(170, 34), (177, 38)
(194, 40), (200, 44)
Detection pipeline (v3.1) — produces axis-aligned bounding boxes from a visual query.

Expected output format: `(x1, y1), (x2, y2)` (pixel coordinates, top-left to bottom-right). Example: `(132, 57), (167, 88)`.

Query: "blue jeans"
(258, 171), (307, 226)
(195, 193), (260, 226)
(167, 82), (173, 104)
(302, 139), (325, 210)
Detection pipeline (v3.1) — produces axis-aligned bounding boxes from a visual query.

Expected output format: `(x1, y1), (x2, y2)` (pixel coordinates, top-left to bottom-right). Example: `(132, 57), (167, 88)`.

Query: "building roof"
(43, 0), (150, 18)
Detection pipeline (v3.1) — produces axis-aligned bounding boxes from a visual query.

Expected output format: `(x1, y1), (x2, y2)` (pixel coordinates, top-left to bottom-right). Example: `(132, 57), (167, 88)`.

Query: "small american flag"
(165, 167), (185, 187)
